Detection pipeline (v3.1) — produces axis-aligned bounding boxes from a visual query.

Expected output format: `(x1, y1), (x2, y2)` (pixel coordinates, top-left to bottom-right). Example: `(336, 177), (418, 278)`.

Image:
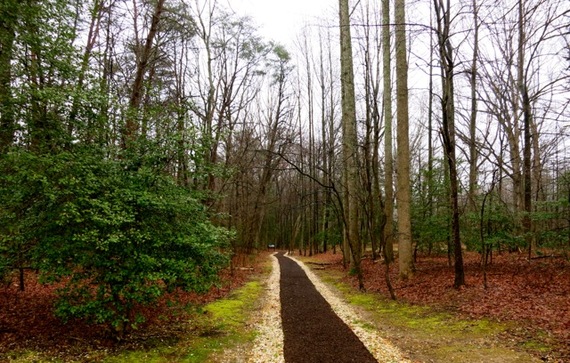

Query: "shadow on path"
(276, 252), (377, 363)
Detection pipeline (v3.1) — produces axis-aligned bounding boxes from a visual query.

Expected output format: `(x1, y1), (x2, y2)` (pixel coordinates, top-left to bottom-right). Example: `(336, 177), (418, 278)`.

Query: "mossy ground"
(108, 277), (265, 363)
(308, 265), (543, 363)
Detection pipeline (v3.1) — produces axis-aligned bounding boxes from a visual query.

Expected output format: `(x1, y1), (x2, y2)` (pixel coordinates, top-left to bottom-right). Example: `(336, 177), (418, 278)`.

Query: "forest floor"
(0, 250), (568, 362)
(298, 250), (570, 362)
(0, 254), (267, 362)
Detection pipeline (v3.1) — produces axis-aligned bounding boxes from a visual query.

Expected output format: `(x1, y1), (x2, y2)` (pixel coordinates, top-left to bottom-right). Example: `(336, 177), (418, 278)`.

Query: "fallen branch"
(306, 261), (334, 266)
(530, 255), (561, 260)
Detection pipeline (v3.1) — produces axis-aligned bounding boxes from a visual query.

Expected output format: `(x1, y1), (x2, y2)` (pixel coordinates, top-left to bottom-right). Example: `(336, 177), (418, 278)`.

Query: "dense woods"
(1, 0), (569, 339)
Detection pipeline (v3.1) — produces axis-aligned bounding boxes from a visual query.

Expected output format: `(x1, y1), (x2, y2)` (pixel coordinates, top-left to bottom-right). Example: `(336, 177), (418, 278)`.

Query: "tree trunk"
(123, 0), (166, 147)
(339, 0), (364, 289)
(362, 8), (378, 260)
(517, 0), (533, 258)
(395, 0), (413, 280)
(434, 0), (465, 288)
(318, 30), (330, 254)
(468, 0), (480, 210)
(69, 0), (104, 141)
(382, 0), (395, 263)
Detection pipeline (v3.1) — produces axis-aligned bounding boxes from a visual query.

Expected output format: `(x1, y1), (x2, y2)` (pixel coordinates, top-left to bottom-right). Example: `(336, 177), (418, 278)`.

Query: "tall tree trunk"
(382, 0), (394, 263)
(517, 0), (533, 258)
(319, 29), (330, 254)
(362, 7), (377, 260)
(328, 27), (337, 255)
(69, 0), (104, 142)
(434, 0), (465, 288)
(395, 0), (413, 279)
(339, 0), (364, 289)
(303, 33), (317, 256)
(468, 0), (480, 210)
(427, 3), (435, 228)
(123, 0), (165, 147)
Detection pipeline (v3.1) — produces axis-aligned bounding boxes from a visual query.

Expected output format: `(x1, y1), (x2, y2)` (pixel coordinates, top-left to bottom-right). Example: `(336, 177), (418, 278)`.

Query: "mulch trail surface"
(276, 252), (377, 363)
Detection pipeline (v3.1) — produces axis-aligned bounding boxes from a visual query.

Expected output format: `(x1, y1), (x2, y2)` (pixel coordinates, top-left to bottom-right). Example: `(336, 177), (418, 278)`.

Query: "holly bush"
(0, 149), (230, 335)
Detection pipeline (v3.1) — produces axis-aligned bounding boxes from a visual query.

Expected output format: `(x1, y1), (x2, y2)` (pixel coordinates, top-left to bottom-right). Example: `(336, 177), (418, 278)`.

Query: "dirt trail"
(276, 252), (378, 363)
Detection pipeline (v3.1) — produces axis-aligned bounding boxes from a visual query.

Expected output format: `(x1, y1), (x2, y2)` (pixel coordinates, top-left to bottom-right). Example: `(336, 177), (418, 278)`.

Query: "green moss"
(521, 339), (551, 353)
(323, 271), (505, 338)
(204, 281), (261, 330)
(346, 292), (376, 307)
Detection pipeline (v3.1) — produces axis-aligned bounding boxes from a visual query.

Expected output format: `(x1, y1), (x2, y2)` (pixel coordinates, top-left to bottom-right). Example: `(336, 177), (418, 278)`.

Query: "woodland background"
(0, 0), (569, 344)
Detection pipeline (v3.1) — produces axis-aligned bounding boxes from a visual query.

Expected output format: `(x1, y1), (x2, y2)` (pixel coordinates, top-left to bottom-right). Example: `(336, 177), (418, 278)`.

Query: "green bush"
(0, 150), (231, 335)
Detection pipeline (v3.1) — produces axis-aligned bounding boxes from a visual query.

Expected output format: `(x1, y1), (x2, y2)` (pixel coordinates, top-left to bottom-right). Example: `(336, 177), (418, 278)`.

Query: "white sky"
(227, 0), (336, 47)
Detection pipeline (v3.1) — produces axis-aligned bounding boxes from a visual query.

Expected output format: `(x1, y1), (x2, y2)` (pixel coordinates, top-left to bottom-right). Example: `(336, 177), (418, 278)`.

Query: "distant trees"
(332, 0), (568, 288)
(474, 0), (569, 254)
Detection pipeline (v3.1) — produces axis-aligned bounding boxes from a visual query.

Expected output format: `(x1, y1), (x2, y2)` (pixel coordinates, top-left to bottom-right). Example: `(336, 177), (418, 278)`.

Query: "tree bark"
(395, 0), (413, 280)
(517, 0), (533, 258)
(433, 0), (465, 288)
(382, 0), (394, 263)
(339, 0), (364, 289)
(318, 30), (329, 254)
(468, 0), (480, 211)
(123, 0), (166, 147)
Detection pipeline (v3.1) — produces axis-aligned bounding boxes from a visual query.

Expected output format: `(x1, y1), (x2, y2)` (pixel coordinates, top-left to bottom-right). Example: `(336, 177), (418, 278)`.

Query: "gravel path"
(278, 251), (377, 362)
(248, 252), (409, 363)
(249, 252), (284, 362)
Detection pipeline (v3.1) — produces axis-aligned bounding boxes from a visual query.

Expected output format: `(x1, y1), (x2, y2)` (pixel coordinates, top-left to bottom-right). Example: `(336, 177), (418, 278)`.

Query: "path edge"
(248, 252), (285, 363)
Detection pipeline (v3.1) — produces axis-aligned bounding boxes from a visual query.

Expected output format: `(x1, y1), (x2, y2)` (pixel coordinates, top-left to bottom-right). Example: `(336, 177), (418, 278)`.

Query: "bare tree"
(467, 0), (480, 210)
(123, 0), (167, 147)
(433, 0), (465, 288)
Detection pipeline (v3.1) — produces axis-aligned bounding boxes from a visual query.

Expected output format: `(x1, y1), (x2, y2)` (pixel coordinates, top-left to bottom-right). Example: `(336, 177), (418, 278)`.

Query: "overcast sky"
(226, 0), (336, 47)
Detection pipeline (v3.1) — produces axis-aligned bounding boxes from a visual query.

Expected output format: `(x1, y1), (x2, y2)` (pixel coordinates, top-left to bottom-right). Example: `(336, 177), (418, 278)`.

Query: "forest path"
(276, 251), (377, 363)
(246, 252), (545, 363)
(260, 252), (409, 363)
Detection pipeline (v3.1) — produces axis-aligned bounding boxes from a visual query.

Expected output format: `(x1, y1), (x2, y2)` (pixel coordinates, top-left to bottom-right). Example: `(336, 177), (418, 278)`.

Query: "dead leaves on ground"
(310, 250), (569, 360)
(0, 254), (263, 360)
